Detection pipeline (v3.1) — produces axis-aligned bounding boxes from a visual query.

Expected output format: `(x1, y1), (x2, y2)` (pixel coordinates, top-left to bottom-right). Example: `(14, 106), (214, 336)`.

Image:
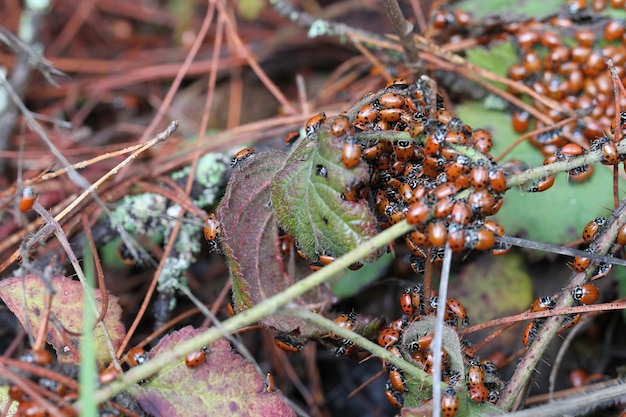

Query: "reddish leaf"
(129, 326), (295, 417)
(216, 151), (328, 336)
(0, 274), (124, 367)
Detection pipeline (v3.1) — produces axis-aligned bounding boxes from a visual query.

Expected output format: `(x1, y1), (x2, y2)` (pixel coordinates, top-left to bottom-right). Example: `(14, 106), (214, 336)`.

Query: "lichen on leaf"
(129, 326), (295, 417)
(0, 274), (125, 367)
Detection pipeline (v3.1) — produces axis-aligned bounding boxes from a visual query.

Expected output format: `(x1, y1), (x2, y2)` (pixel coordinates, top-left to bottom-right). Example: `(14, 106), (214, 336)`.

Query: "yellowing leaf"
(0, 275), (124, 367)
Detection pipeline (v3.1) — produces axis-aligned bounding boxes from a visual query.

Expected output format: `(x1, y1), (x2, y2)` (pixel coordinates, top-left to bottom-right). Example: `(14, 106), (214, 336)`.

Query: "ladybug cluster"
(375, 285), (501, 411)
(572, 216), (616, 277)
(523, 283), (600, 347)
(428, 1), (626, 186)
(289, 77), (511, 273)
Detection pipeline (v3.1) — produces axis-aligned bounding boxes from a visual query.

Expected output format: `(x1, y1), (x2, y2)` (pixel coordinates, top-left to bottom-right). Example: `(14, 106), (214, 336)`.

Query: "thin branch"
(381, 0), (421, 74)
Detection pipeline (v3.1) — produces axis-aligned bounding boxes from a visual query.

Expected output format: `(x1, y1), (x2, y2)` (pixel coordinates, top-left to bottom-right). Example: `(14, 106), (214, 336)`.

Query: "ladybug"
(231, 147), (255, 167)
(441, 387), (459, 417)
(274, 335), (305, 352)
(424, 348), (448, 374)
(618, 224), (626, 246)
(568, 165), (593, 182)
(604, 19), (625, 41)
(406, 201), (430, 225)
(341, 137), (362, 169)
(424, 129), (445, 156)
(530, 296), (555, 313)
(483, 219), (505, 236)
(450, 200), (472, 226)
(389, 368), (406, 392)
(265, 373), (276, 392)
(582, 217), (606, 242)
(355, 102), (379, 124)
(284, 130), (300, 144)
(411, 332), (434, 351)
(379, 108), (403, 123)
(535, 175), (555, 192)
(390, 316), (408, 332)
(447, 223), (466, 253)
(434, 197), (454, 219)
(378, 328), (400, 347)
(434, 182), (461, 200)
(394, 140), (416, 162)
(117, 242), (135, 265)
(127, 346), (149, 366)
(315, 164), (328, 178)
(330, 312), (357, 339)
(472, 129), (493, 154)
(203, 214), (221, 242)
(469, 383), (489, 403)
(348, 262), (363, 271)
(488, 168), (507, 193)
(385, 384), (404, 408)
(428, 221), (447, 247)
(8, 385), (24, 402)
(319, 254), (335, 266)
(16, 402), (46, 417)
(20, 349), (53, 366)
(569, 369), (588, 388)
(408, 285), (423, 310)
(512, 110), (531, 133)
(601, 137), (619, 165)
(470, 162), (490, 190)
(185, 348), (207, 368)
(305, 112), (326, 138)
(572, 283), (600, 304)
(400, 292), (414, 315)
(308, 262), (324, 271)
(386, 78), (410, 89)
(573, 251), (592, 272)
(488, 389), (500, 404)
(562, 312), (582, 329)
(329, 115), (351, 137)
(561, 143), (584, 157)
(379, 92), (405, 109)
(468, 360), (485, 385)
(522, 321), (538, 348)
(447, 298), (469, 326)
(467, 228), (495, 251)
(19, 187), (36, 212)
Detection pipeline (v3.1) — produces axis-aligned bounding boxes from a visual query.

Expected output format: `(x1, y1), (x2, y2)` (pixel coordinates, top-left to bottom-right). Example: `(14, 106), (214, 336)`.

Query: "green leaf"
(330, 253), (393, 298)
(450, 251), (533, 350)
(270, 129), (382, 264)
(129, 326), (295, 417)
(456, 102), (614, 245)
(217, 151), (327, 336)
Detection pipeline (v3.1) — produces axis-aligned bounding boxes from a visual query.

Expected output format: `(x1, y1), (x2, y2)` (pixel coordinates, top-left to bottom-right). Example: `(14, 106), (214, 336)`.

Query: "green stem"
(291, 310), (430, 384)
(84, 220), (412, 408)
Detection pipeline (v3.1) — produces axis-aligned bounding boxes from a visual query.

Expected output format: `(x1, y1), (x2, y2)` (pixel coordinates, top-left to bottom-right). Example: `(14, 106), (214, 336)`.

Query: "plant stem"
(84, 220), (412, 408)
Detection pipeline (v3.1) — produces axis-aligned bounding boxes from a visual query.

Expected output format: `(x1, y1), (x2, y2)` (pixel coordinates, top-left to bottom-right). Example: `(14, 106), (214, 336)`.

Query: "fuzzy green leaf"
(270, 130), (382, 264)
